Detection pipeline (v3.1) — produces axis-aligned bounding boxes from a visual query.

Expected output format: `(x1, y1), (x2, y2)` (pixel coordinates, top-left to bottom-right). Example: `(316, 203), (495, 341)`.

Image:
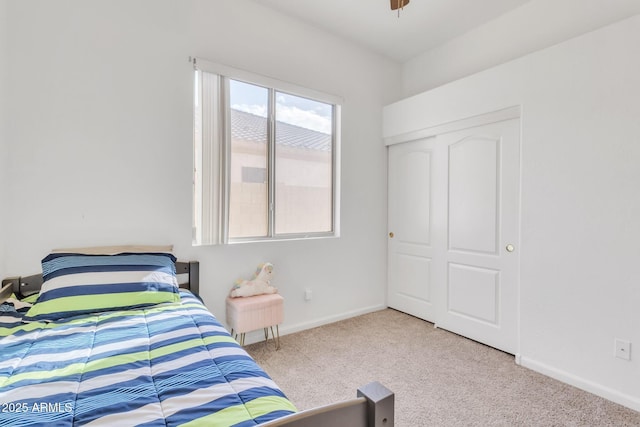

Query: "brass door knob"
(389, 232), (394, 238)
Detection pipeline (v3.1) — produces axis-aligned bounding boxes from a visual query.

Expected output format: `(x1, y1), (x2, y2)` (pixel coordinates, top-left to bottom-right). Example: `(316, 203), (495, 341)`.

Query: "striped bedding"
(0, 290), (296, 426)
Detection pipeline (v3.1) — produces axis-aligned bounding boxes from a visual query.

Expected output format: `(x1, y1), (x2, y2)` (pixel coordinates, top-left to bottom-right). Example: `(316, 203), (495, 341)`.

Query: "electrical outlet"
(614, 339), (631, 361)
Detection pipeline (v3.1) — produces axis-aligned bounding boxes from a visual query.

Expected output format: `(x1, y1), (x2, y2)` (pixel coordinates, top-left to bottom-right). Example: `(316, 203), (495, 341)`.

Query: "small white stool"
(226, 293), (284, 349)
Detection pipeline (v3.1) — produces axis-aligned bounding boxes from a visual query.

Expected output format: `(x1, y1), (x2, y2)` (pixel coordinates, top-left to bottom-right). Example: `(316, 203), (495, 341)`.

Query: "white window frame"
(193, 58), (342, 245)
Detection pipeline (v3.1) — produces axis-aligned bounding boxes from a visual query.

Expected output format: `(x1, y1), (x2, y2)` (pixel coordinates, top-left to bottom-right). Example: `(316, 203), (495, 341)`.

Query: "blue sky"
(230, 79), (332, 134)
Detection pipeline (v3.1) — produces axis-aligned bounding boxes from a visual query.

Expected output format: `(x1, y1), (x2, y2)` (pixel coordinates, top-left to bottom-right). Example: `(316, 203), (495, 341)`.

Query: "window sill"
(228, 233), (338, 245)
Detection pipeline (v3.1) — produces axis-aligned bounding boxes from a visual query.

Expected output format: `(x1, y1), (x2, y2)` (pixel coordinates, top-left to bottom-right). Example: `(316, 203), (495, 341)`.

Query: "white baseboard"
(520, 356), (640, 412)
(237, 304), (387, 346)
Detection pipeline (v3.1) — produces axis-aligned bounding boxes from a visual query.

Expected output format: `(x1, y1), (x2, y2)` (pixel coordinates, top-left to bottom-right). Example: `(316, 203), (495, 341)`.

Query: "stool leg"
(240, 333), (245, 346)
(231, 328), (241, 345)
(264, 327), (272, 348)
(270, 325), (280, 350)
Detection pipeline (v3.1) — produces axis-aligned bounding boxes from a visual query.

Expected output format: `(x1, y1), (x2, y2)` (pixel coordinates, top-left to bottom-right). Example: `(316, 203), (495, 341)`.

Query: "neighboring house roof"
(231, 109), (331, 151)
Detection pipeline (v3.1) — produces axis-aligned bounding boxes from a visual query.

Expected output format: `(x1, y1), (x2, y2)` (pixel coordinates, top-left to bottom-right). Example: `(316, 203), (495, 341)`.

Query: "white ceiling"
(254, 0), (532, 62)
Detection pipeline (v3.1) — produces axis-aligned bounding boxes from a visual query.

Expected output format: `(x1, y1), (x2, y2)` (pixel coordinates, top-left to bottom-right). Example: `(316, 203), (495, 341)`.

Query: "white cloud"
(232, 103), (267, 118)
(276, 104), (331, 134)
(232, 103), (331, 134)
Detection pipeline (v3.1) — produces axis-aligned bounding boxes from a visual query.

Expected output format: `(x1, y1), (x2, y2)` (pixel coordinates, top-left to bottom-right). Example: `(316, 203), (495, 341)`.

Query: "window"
(242, 167), (267, 184)
(193, 59), (341, 244)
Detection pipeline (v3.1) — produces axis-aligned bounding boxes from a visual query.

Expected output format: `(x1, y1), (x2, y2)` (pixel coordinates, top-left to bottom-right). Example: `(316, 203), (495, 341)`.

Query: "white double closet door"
(387, 118), (520, 354)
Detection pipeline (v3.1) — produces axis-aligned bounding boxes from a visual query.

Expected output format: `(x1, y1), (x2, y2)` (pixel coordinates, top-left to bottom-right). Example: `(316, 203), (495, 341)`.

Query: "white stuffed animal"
(229, 262), (278, 298)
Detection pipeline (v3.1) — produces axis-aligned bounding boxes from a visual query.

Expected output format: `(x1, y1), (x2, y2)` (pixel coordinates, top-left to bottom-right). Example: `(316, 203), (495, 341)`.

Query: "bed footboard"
(0, 281), (13, 304)
(261, 381), (394, 427)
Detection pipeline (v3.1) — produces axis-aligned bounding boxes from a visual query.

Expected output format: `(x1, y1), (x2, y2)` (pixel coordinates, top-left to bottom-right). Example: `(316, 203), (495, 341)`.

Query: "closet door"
(387, 138), (437, 322)
(434, 118), (520, 354)
(387, 117), (520, 354)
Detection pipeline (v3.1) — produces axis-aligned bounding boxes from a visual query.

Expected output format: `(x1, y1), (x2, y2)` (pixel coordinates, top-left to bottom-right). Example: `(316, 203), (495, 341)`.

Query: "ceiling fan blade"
(390, 0), (410, 10)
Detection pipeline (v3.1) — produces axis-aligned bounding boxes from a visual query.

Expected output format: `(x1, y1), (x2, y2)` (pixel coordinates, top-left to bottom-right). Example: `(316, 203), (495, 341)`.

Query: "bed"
(0, 250), (393, 427)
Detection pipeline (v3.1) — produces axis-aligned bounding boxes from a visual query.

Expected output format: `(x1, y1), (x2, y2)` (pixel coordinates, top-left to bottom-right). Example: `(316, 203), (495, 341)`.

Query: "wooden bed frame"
(262, 381), (394, 427)
(1, 260), (201, 301)
(0, 260), (395, 427)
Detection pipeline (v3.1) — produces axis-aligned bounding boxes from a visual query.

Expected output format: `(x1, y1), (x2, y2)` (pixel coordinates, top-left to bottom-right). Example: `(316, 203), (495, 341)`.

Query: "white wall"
(401, 0), (640, 98)
(3, 0), (399, 337)
(384, 15), (640, 410)
(0, 0), (7, 279)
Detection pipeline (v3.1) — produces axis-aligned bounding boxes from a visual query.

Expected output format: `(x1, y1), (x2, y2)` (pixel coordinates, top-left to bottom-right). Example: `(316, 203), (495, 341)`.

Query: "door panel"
(449, 137), (498, 254)
(448, 263), (499, 325)
(387, 139), (435, 321)
(395, 254), (432, 303)
(396, 150), (431, 245)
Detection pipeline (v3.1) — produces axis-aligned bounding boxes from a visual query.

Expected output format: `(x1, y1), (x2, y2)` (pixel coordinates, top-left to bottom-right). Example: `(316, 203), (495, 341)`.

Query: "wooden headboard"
(1, 260), (200, 301)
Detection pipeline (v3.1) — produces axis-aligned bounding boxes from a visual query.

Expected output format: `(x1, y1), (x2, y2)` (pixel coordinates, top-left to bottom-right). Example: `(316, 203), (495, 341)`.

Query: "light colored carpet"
(246, 308), (640, 426)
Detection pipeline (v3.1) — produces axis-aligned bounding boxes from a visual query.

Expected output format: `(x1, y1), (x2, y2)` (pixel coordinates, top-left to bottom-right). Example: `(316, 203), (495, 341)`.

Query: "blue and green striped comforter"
(0, 291), (296, 426)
